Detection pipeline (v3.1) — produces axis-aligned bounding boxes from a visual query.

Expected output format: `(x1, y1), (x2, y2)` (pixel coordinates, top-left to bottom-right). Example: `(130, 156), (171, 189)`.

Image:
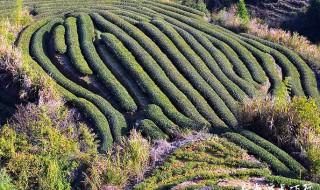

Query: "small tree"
(236, 0), (249, 22)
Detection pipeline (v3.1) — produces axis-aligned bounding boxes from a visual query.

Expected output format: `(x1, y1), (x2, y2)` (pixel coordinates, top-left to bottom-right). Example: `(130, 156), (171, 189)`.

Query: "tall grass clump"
(0, 169), (15, 190)
(239, 78), (320, 182)
(83, 130), (150, 189)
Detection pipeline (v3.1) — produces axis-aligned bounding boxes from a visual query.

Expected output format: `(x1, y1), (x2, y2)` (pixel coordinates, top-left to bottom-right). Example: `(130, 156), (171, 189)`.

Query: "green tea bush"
(139, 119), (169, 140)
(52, 24), (67, 54)
(64, 17), (93, 75)
(223, 132), (294, 177)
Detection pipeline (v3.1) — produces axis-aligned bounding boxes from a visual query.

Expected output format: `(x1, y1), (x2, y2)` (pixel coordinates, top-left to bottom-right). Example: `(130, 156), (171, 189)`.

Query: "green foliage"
(139, 119), (169, 140)
(0, 169), (15, 190)
(236, 0), (249, 23)
(0, 103), (99, 190)
(84, 130), (150, 189)
(64, 17), (93, 75)
(223, 132), (294, 177)
(53, 24), (67, 54)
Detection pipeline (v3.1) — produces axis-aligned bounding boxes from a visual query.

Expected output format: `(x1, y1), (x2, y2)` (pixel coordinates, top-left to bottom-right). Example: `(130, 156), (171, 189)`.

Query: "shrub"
(0, 169), (15, 190)
(52, 24), (67, 54)
(64, 17), (93, 75)
(236, 0), (249, 23)
(84, 130), (150, 189)
(0, 103), (99, 190)
(139, 119), (169, 141)
(223, 132), (294, 177)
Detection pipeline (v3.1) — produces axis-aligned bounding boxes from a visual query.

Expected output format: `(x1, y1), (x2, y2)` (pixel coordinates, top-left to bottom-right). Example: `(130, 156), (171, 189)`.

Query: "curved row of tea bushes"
(241, 33), (320, 105)
(144, 104), (178, 138)
(265, 175), (320, 189)
(77, 14), (137, 112)
(137, 21), (238, 127)
(96, 12), (226, 128)
(52, 24), (67, 54)
(91, 13), (209, 126)
(18, 18), (115, 152)
(139, 119), (169, 140)
(101, 33), (203, 130)
(152, 19), (239, 115)
(64, 17), (93, 75)
(144, 5), (267, 84)
(28, 18), (127, 146)
(223, 132), (295, 177)
(70, 97), (113, 152)
(239, 35), (305, 97)
(174, 26), (248, 102)
(238, 129), (306, 176)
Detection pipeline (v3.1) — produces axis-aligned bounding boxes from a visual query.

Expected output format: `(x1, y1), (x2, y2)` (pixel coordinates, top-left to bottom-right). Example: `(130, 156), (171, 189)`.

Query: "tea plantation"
(1, 0), (320, 189)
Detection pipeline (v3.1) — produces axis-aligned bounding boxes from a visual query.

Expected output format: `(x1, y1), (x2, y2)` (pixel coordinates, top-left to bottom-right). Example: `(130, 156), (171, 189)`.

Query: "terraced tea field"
(1, 0), (320, 188)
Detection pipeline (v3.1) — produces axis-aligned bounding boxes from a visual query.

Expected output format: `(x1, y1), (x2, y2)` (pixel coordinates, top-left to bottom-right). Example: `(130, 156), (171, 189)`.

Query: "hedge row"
(174, 26), (247, 102)
(239, 35), (305, 97)
(64, 17), (93, 75)
(265, 175), (320, 189)
(152, 19), (240, 115)
(139, 119), (169, 141)
(70, 98), (113, 152)
(137, 21), (238, 127)
(144, 104), (178, 138)
(164, 16), (257, 98)
(101, 33), (203, 130)
(52, 24), (67, 54)
(237, 129), (306, 176)
(28, 18), (127, 146)
(96, 11), (226, 128)
(91, 13), (209, 127)
(144, 4), (267, 84)
(223, 132), (295, 177)
(241, 33), (320, 105)
(77, 14), (137, 112)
